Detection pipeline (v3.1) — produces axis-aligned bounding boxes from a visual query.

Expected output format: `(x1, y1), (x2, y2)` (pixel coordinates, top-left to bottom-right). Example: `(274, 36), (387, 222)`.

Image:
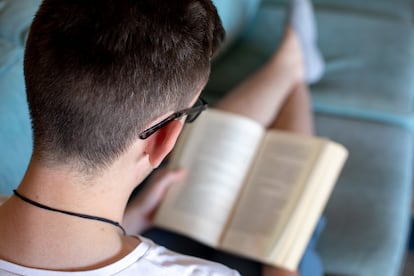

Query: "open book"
(154, 109), (348, 271)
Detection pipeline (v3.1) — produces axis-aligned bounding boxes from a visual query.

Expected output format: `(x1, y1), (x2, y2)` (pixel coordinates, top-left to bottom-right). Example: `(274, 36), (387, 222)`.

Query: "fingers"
(150, 168), (187, 194)
(134, 168), (187, 215)
(123, 168), (187, 234)
(262, 264), (299, 276)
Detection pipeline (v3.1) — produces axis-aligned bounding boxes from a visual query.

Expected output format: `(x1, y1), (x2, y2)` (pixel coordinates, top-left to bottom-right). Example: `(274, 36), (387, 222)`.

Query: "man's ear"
(143, 120), (183, 168)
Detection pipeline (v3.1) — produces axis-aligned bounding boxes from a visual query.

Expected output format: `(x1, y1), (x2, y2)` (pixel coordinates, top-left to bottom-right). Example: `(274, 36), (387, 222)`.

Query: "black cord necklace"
(13, 189), (126, 235)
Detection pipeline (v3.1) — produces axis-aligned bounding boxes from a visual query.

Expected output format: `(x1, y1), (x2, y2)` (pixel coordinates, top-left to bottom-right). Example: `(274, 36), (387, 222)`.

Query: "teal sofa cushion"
(0, 0), (39, 195)
(205, 0), (287, 103)
(312, 0), (413, 24)
(0, 41), (32, 195)
(312, 6), (414, 129)
(315, 114), (412, 276)
(0, 0), (41, 47)
(212, 0), (261, 56)
(0, 38), (21, 75)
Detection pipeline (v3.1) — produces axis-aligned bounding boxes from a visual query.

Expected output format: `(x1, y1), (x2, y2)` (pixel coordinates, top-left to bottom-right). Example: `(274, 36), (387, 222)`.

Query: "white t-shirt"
(0, 236), (240, 276)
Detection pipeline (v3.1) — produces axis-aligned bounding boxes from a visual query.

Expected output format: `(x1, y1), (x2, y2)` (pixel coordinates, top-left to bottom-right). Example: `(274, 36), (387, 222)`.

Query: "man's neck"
(17, 160), (131, 223)
(0, 156), (147, 271)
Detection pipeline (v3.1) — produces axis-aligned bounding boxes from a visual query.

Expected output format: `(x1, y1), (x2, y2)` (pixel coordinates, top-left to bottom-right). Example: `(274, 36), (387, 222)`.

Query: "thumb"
(139, 168), (187, 214)
(150, 168), (187, 195)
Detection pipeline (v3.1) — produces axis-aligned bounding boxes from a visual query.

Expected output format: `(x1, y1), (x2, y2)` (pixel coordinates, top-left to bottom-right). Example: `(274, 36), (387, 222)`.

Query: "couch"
(0, 0), (412, 275)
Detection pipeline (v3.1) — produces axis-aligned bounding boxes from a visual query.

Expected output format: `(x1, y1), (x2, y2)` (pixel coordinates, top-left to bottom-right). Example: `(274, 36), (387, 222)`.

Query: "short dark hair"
(24, 0), (224, 171)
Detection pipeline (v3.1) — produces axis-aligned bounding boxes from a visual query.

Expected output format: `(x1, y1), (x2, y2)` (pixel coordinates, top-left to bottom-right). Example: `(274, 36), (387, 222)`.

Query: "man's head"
(24, 0), (224, 172)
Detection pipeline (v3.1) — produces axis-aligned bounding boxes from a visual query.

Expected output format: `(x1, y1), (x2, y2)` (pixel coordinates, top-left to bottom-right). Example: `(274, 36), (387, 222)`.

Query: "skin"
(0, 99), (190, 271)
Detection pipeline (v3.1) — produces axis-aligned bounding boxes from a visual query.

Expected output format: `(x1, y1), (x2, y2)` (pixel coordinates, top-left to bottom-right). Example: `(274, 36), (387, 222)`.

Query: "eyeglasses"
(138, 97), (208, 139)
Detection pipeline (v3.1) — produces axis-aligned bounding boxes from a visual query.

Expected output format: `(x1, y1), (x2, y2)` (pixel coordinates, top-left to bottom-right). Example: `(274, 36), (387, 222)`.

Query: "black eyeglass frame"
(138, 97), (208, 139)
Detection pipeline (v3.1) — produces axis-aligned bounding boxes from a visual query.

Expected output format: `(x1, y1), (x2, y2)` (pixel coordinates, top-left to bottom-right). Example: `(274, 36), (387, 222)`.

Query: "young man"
(0, 0), (325, 275)
(0, 0), (241, 274)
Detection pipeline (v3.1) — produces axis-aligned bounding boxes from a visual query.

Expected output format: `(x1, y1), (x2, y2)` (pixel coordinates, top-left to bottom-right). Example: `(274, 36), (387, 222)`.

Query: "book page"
(155, 109), (264, 246)
(269, 141), (347, 270)
(220, 131), (322, 261)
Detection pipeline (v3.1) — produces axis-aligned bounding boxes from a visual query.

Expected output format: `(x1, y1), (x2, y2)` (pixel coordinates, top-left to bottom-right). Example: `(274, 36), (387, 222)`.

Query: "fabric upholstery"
(0, 0), (41, 195)
(212, 0), (262, 56)
(314, 114), (412, 276)
(0, 43), (32, 195)
(0, 0), (41, 46)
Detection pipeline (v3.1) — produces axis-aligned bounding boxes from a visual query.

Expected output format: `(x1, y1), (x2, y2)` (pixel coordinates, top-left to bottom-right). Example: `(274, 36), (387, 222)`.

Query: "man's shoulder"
(0, 236), (240, 276)
(132, 236), (240, 276)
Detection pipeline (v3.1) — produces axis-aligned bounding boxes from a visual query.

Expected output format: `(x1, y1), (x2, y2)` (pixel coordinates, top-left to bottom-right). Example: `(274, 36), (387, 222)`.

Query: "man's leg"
(269, 82), (314, 135)
(216, 0), (324, 127)
(215, 27), (304, 128)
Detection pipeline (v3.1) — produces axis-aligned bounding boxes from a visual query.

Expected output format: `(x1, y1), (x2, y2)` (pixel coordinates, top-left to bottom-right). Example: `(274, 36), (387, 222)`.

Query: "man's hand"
(122, 168), (186, 235)
(262, 264), (299, 276)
